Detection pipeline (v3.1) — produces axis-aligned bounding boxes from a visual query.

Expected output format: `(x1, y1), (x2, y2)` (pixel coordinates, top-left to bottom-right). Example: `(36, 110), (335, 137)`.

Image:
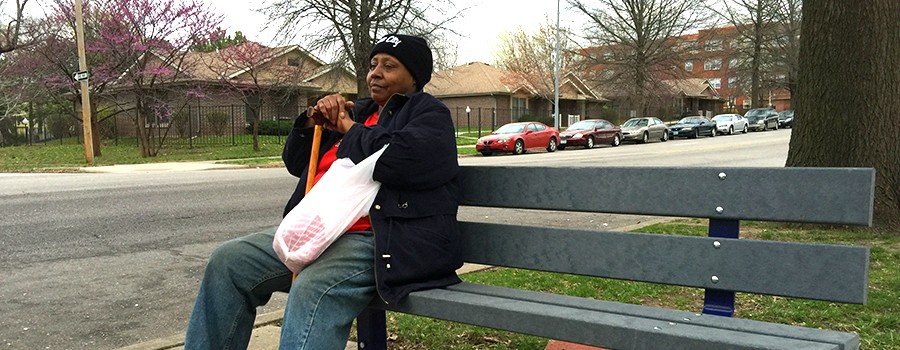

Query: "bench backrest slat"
(459, 221), (870, 303)
(458, 166), (875, 226)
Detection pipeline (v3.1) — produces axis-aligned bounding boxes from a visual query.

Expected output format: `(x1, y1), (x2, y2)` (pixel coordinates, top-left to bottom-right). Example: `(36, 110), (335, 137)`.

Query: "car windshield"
(679, 117), (705, 124)
(712, 115), (731, 121)
(745, 109), (770, 117)
(566, 121), (595, 131)
(495, 124), (525, 134)
(622, 119), (648, 127)
(778, 111), (794, 119)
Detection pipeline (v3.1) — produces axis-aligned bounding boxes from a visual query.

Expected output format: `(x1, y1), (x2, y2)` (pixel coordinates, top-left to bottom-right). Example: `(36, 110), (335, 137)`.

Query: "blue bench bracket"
(703, 218), (740, 317)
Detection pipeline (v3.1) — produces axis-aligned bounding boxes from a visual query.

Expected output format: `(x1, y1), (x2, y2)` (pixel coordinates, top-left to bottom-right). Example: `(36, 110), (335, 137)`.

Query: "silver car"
(620, 117), (669, 143)
(711, 114), (749, 135)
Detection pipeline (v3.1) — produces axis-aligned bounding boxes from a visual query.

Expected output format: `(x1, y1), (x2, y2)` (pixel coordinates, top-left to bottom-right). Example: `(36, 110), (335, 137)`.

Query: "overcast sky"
(212, 0), (582, 66)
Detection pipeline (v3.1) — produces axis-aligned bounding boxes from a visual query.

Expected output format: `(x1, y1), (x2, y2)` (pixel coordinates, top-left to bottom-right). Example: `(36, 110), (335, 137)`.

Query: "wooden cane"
(305, 124), (323, 194)
(293, 124), (323, 282)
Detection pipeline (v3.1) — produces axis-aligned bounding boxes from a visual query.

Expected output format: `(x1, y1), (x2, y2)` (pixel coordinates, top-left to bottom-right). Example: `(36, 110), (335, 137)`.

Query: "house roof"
(426, 62), (533, 97)
(662, 78), (723, 99)
(426, 62), (605, 102)
(116, 43), (355, 94)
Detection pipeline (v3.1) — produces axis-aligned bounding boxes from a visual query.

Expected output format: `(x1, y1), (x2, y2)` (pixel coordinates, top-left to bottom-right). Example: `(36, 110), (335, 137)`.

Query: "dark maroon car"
(558, 119), (622, 150)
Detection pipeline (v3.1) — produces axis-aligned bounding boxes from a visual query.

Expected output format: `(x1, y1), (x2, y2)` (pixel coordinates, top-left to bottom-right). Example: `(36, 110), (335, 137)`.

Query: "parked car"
(558, 119), (622, 150)
(620, 117), (669, 143)
(669, 116), (718, 139)
(778, 110), (794, 128)
(711, 113), (749, 135)
(476, 121), (559, 156)
(745, 108), (779, 131)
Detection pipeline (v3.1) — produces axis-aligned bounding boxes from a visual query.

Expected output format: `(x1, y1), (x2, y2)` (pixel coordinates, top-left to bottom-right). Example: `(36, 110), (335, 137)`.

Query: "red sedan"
(476, 121), (560, 156)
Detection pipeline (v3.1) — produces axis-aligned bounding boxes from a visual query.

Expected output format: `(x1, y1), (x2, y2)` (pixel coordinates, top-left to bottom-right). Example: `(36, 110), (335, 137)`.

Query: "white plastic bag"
(273, 144), (389, 273)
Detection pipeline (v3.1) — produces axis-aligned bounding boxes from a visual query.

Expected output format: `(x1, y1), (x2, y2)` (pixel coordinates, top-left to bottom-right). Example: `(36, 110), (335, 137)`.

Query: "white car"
(711, 114), (749, 135)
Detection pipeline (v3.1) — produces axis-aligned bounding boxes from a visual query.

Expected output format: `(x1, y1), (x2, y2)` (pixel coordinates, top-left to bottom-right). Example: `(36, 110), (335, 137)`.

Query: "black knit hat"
(369, 34), (433, 91)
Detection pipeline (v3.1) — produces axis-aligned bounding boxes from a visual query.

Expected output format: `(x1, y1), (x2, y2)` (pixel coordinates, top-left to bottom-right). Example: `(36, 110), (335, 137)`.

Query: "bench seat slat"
(459, 221), (870, 303)
(373, 282), (858, 350)
(459, 166), (875, 225)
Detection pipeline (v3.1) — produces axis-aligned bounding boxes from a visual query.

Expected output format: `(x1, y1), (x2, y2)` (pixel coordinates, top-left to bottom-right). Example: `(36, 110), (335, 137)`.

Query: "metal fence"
(100, 104), (294, 147)
(6, 105), (603, 148)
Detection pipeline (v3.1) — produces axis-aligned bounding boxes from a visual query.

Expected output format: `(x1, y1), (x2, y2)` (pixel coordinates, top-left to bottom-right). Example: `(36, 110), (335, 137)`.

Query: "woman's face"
(367, 53), (417, 106)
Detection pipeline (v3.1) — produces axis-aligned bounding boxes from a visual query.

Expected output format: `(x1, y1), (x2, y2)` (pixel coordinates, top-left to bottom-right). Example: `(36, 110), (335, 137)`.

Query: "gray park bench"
(356, 165), (874, 350)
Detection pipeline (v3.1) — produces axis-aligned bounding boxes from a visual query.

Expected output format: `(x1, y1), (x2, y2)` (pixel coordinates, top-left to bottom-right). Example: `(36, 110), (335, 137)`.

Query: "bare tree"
(0, 57), (24, 145)
(768, 0), (801, 94)
(570, 0), (709, 117)
(713, 0), (781, 109)
(786, 0), (899, 230)
(0, 0), (34, 54)
(261, 0), (463, 97)
(495, 20), (578, 109)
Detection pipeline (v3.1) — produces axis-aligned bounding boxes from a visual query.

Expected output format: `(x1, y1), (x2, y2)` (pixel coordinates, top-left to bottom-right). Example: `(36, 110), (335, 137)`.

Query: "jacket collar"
(355, 92), (419, 121)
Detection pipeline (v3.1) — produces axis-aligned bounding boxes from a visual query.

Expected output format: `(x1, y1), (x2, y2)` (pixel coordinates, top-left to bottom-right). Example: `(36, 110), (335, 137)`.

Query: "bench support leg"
(703, 218), (740, 317)
(357, 308), (387, 350)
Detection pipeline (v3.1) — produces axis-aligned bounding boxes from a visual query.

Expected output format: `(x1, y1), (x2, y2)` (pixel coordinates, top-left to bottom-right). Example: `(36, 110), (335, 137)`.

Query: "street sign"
(73, 71), (89, 81)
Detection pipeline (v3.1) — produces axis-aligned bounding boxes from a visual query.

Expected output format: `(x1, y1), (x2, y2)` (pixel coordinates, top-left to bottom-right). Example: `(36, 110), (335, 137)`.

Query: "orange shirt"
(311, 112), (379, 232)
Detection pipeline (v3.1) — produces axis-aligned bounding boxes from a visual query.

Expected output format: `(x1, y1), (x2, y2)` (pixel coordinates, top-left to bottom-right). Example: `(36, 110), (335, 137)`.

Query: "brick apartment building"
(581, 25), (793, 119)
(678, 26), (792, 113)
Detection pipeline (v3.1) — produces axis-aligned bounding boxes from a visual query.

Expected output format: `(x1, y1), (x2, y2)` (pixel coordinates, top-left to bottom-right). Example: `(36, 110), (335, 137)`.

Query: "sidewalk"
(116, 264), (494, 350)
(80, 161), (250, 173)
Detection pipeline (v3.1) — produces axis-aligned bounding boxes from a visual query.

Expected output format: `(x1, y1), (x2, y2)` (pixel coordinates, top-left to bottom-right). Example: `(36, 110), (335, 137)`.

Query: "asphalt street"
(0, 128), (791, 349)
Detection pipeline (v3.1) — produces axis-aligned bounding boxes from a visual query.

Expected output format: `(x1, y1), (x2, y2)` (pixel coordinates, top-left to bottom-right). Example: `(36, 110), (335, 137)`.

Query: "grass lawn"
(378, 220), (900, 349)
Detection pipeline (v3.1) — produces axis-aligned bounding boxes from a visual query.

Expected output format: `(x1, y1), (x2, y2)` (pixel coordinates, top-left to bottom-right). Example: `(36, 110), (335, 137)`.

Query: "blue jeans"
(185, 228), (376, 350)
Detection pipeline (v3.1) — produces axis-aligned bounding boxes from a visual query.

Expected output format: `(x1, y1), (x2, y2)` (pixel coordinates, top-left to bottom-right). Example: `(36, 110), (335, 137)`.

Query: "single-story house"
(425, 62), (607, 129)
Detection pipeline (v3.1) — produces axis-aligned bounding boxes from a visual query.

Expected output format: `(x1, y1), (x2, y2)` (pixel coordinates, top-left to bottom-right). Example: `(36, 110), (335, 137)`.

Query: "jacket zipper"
(371, 225), (389, 305)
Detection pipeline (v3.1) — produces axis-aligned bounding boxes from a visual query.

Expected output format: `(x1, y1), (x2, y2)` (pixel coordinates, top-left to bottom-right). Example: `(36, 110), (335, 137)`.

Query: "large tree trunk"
(786, 0), (900, 229)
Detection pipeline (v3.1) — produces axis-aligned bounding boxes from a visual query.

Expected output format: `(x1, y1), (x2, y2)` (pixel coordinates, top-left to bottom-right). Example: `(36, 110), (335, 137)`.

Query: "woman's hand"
(309, 94), (356, 134)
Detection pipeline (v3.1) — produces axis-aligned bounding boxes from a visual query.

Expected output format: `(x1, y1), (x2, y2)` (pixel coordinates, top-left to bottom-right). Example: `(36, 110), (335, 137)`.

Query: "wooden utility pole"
(74, 0), (93, 163)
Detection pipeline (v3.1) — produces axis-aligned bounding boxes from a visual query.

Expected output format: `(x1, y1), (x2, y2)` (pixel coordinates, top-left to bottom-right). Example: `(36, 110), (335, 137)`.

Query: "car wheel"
(612, 134), (621, 147)
(481, 151), (492, 156)
(661, 131), (669, 142)
(641, 132), (649, 143)
(743, 125), (748, 133)
(729, 126), (734, 135)
(547, 137), (557, 152)
(513, 139), (525, 155)
(585, 137), (594, 149)
(710, 128), (716, 137)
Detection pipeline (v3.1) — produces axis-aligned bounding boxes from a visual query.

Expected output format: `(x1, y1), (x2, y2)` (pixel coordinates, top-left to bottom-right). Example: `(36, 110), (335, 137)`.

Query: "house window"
(729, 58), (739, 69)
(704, 59), (722, 71)
(512, 97), (526, 120)
(684, 61), (693, 72)
(730, 39), (743, 50)
(709, 78), (721, 89)
(705, 40), (723, 51)
(728, 76), (738, 88)
(287, 58), (301, 67)
(602, 52), (614, 60)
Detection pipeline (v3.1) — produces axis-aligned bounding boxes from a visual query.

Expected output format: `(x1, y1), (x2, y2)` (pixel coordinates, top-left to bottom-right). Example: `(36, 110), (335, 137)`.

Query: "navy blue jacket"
(282, 92), (463, 304)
